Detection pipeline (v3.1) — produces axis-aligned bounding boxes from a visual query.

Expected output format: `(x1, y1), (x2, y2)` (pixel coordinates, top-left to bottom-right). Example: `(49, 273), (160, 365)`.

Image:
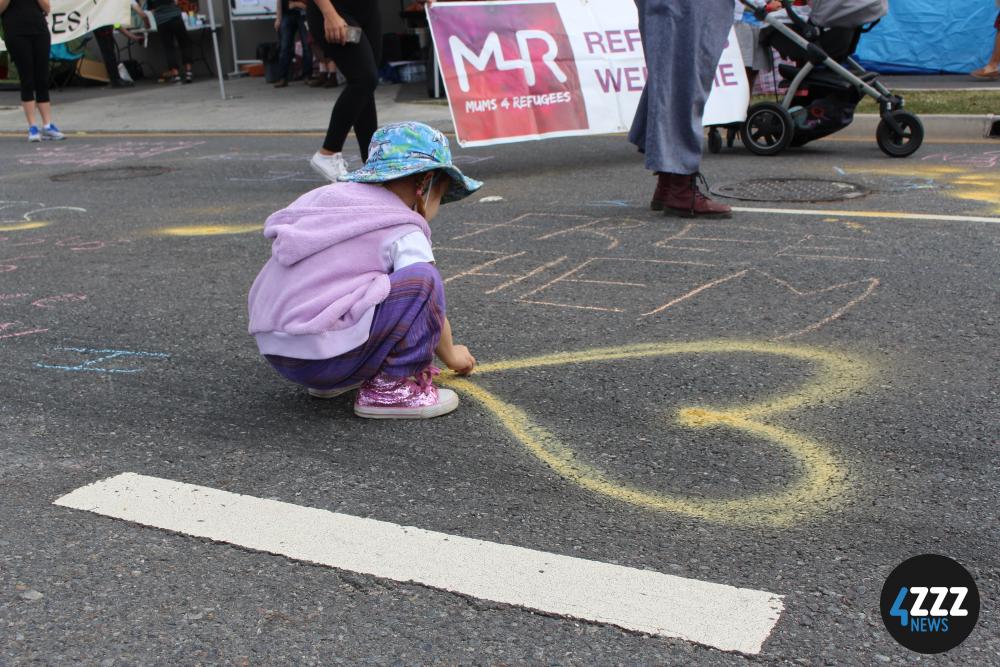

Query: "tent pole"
(207, 0), (226, 99)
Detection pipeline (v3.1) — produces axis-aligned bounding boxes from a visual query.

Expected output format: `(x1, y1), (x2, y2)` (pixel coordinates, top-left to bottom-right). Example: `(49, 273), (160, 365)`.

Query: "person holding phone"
(1, 0), (66, 141)
(305, 0), (386, 181)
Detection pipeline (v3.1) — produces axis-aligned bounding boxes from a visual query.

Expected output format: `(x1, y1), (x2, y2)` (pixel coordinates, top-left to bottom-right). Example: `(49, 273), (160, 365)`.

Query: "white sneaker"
(309, 151), (348, 182)
(41, 123), (65, 140)
(307, 382), (361, 399)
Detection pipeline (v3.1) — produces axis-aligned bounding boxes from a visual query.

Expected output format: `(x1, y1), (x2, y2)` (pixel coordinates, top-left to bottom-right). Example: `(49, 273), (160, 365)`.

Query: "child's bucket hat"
(340, 122), (483, 203)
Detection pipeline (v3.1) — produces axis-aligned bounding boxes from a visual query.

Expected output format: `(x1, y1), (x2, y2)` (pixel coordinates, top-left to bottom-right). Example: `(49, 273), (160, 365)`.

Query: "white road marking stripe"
(55, 473), (784, 654)
(732, 206), (1000, 225)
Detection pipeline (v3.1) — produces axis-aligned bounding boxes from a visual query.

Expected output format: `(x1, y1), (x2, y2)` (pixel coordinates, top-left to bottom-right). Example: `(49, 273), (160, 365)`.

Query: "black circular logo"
(880, 554), (980, 654)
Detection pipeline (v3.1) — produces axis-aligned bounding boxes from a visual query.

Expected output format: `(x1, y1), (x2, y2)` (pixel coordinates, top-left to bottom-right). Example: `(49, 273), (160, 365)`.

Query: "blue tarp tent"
(855, 0), (998, 73)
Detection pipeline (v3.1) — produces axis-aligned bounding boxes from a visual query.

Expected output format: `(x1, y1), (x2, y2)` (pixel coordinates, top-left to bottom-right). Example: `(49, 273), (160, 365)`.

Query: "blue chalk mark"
(36, 347), (170, 374)
(35, 363), (144, 373)
(587, 200), (630, 207)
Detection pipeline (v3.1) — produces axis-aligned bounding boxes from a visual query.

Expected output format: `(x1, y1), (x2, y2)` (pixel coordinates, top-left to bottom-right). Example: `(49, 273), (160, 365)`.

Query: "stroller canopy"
(810, 0), (888, 28)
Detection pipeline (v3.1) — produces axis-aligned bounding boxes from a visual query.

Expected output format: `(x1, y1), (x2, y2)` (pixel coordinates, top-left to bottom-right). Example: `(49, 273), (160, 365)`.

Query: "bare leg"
(37, 102), (53, 127)
(21, 100), (38, 127)
(972, 31), (1000, 75)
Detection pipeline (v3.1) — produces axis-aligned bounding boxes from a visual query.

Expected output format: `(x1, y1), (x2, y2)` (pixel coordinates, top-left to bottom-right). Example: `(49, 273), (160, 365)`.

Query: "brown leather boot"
(650, 172), (670, 211)
(661, 172), (732, 219)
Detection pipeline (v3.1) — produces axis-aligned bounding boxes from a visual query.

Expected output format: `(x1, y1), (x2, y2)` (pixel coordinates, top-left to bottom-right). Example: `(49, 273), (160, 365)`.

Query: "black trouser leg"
(175, 21), (194, 67)
(94, 26), (120, 81)
(158, 17), (183, 70)
(5, 34), (38, 102)
(33, 31), (50, 103)
(7, 32), (51, 104)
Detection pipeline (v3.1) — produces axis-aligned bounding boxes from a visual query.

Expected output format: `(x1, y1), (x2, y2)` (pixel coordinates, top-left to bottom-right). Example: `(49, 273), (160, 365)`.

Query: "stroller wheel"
(708, 128), (723, 154)
(877, 111), (924, 158)
(741, 102), (795, 156)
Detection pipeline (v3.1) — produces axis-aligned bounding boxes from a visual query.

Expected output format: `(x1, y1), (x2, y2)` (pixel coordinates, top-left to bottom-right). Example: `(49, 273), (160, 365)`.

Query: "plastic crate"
(399, 62), (426, 83)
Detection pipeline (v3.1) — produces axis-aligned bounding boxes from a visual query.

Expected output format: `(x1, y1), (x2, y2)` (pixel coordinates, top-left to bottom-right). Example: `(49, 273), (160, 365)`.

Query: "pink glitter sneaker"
(354, 367), (459, 419)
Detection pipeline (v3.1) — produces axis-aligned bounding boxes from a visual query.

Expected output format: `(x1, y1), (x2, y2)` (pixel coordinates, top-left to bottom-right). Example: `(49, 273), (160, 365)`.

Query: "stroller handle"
(738, 0), (817, 39)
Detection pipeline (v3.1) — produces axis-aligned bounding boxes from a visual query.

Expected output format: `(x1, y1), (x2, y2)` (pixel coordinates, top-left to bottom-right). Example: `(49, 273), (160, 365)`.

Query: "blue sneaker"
(27, 126), (41, 142)
(42, 123), (65, 141)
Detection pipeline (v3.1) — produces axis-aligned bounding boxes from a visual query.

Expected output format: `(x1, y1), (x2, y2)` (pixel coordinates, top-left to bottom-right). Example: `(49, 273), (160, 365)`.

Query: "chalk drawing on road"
(36, 347), (170, 374)
(774, 235), (887, 263)
(30, 294), (88, 309)
(436, 214), (883, 338)
(154, 223), (263, 237)
(17, 141), (206, 167)
(0, 292), (87, 309)
(847, 164), (1000, 214)
(0, 255), (44, 273)
(227, 171), (324, 184)
(198, 152), (312, 162)
(921, 149), (1000, 170)
(533, 217), (647, 251)
(442, 340), (870, 528)
(0, 295), (89, 345)
(0, 321), (49, 340)
(0, 201), (87, 232)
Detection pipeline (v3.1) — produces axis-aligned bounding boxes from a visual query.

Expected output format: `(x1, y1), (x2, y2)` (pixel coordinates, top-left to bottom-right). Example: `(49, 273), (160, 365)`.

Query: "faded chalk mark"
(36, 347), (170, 374)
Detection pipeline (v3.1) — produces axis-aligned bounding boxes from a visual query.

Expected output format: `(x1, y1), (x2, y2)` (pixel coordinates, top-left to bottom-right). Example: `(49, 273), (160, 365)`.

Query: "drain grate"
(711, 178), (868, 203)
(51, 166), (173, 182)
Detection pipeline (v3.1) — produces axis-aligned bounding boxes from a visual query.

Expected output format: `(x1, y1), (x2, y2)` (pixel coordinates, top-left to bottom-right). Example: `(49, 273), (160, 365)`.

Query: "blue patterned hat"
(339, 122), (483, 203)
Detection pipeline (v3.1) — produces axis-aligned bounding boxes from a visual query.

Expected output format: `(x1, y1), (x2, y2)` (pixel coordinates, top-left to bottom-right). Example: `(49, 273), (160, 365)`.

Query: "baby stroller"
(735, 0), (923, 158)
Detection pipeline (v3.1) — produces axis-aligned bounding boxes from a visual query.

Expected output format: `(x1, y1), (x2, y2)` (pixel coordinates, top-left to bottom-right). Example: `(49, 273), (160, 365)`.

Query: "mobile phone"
(345, 26), (362, 43)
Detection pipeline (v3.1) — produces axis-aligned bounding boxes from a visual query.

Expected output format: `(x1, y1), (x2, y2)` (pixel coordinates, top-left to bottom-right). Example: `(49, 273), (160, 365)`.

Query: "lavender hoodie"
(248, 182), (431, 359)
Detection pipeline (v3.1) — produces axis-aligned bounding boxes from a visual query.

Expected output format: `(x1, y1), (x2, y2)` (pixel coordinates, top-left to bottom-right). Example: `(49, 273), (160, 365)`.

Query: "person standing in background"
(630, 0), (732, 218)
(306, 50), (339, 87)
(0, 0), (65, 141)
(93, 23), (142, 88)
(969, 1), (1000, 80)
(305, 0), (383, 180)
(273, 0), (312, 88)
(140, 0), (195, 83)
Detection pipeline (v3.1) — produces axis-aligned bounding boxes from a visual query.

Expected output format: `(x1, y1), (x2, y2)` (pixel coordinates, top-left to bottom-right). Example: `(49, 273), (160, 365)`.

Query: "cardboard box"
(77, 58), (110, 83)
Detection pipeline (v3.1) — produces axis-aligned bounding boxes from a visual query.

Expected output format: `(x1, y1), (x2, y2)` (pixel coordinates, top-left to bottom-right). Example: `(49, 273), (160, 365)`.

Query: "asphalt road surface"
(1, 133), (998, 665)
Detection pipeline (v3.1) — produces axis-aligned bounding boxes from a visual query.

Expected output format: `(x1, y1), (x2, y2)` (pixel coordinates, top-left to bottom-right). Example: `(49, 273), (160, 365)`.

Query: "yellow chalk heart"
(441, 340), (870, 528)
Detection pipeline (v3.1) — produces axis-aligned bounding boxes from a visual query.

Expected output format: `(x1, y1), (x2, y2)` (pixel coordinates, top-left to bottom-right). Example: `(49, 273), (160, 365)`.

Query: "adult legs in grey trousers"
(628, 0), (733, 175)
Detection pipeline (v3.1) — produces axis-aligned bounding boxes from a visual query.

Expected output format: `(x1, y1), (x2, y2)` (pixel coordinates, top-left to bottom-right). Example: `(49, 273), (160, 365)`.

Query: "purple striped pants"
(265, 262), (445, 391)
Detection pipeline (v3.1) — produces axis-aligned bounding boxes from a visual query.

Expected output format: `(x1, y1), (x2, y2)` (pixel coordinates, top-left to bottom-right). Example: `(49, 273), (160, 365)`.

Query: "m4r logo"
(448, 31), (568, 93)
(889, 587), (970, 626)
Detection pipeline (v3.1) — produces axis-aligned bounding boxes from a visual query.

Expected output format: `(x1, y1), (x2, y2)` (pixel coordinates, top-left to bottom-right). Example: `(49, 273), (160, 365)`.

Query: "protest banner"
(0, 0), (132, 52)
(427, 0), (749, 147)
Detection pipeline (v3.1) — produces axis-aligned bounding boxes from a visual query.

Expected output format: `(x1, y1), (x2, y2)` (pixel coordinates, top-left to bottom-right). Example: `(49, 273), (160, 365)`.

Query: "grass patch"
(753, 90), (1000, 114)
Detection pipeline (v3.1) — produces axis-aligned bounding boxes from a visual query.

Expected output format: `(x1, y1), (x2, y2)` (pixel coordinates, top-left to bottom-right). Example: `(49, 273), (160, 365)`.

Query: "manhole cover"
(50, 166), (172, 182)
(711, 178), (868, 203)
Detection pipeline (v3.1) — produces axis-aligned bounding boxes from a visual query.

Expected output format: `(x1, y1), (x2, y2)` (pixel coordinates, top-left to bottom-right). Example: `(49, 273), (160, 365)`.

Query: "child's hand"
(440, 344), (476, 376)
